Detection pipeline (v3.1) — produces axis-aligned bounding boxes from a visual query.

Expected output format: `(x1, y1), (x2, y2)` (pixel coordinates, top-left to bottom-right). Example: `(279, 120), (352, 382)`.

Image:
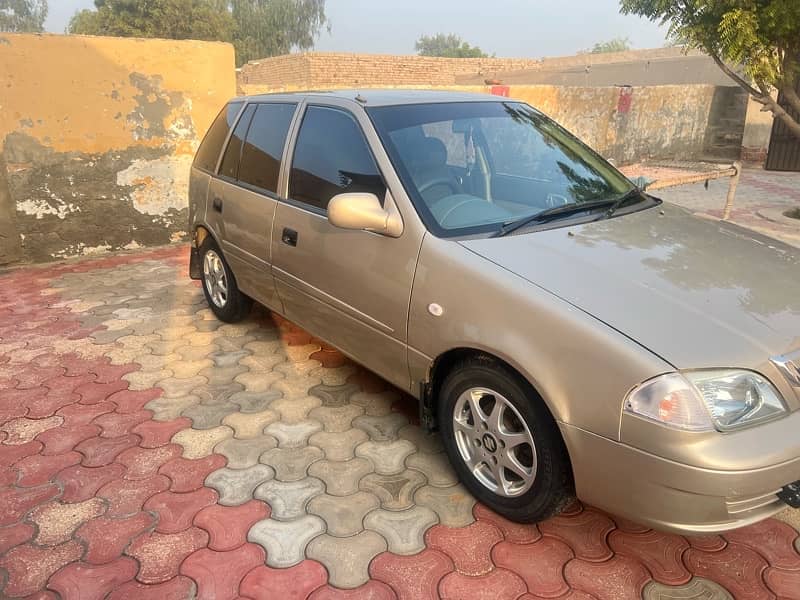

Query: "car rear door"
(210, 101), (298, 311)
(270, 100), (424, 392)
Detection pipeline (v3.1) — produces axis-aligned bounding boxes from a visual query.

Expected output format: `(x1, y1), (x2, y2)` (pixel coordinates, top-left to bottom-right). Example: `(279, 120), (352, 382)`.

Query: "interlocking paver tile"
(427, 520), (502, 575)
(223, 409), (280, 439)
(1, 416), (63, 444)
(683, 543), (772, 600)
(311, 457), (374, 496)
(157, 375), (208, 398)
(370, 548), (454, 600)
(308, 531), (387, 588)
(181, 401), (239, 430)
(642, 578), (734, 600)
(229, 390), (283, 413)
(353, 413), (409, 441)
(145, 394), (201, 421)
(92, 410), (152, 438)
(261, 446), (324, 482)
(126, 527), (209, 583)
(37, 423), (100, 456)
(439, 568), (528, 600)
(539, 508), (615, 562)
(405, 451), (458, 487)
(350, 390), (399, 416)
(106, 575), (197, 600)
(56, 401), (115, 427)
(248, 515), (326, 568)
(764, 567), (800, 598)
(132, 416), (193, 447)
(308, 492), (380, 537)
(609, 529), (692, 585)
(493, 537), (574, 598)
(254, 477), (325, 520)
(76, 433), (141, 467)
(117, 444), (183, 480)
(365, 506), (438, 555)
(48, 557), (139, 599)
(177, 343), (221, 362)
(75, 379), (130, 405)
(98, 474), (171, 517)
(414, 484), (475, 527)
(16, 451), (82, 487)
(473, 504), (541, 544)
(205, 464), (275, 505)
(193, 500), (270, 552)
(687, 535), (727, 553)
(124, 368), (174, 391)
(723, 518), (800, 570)
(309, 428), (368, 461)
(143, 488), (218, 533)
(215, 436), (278, 469)
(360, 469), (426, 511)
(29, 498), (106, 546)
(76, 512), (156, 565)
(192, 381), (246, 405)
(308, 580), (398, 600)
(0, 540), (84, 597)
(109, 388), (163, 413)
(265, 419), (323, 448)
(565, 555), (653, 600)
(57, 463), (127, 503)
(158, 454), (227, 492)
(356, 440), (416, 475)
(236, 369), (285, 393)
(0, 521), (35, 555)
(171, 425), (233, 459)
(241, 562), (328, 600)
(309, 383), (361, 407)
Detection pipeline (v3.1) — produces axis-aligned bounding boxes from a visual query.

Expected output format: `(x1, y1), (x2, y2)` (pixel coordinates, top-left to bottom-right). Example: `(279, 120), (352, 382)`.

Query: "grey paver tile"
(222, 409), (279, 439)
(235, 370), (285, 393)
(229, 390), (283, 413)
(145, 394), (200, 422)
(642, 578), (733, 600)
(248, 515), (326, 568)
(350, 391), (399, 416)
(215, 334), (258, 352)
(260, 446), (324, 482)
(200, 364), (249, 386)
(309, 383), (360, 407)
(355, 440), (416, 476)
(264, 420), (323, 448)
(353, 413), (409, 441)
(307, 531), (387, 589)
(134, 353), (176, 372)
(308, 404), (364, 433)
(308, 428), (368, 461)
(307, 491), (380, 537)
(172, 425), (233, 459)
(208, 349), (251, 368)
(254, 477), (325, 521)
(145, 339), (188, 356)
(406, 451), (458, 487)
(90, 328), (135, 345)
(125, 368), (175, 391)
(169, 359), (214, 379)
(205, 464), (275, 505)
(312, 365), (358, 386)
(414, 484), (475, 527)
(157, 375), (208, 398)
(398, 425), (445, 454)
(309, 458), (374, 497)
(364, 506), (438, 555)
(182, 402), (238, 430)
(239, 353), (284, 373)
(360, 470), (427, 512)
(215, 436), (278, 469)
(270, 396), (322, 423)
(192, 382), (245, 405)
(175, 344), (220, 362)
(272, 376), (322, 400)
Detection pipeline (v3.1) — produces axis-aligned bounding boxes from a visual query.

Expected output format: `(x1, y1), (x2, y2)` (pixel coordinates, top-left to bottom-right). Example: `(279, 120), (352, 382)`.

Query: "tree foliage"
(590, 36), (632, 53)
(0, 0), (47, 32)
(415, 33), (488, 58)
(620, 0), (800, 140)
(69, 0), (327, 67)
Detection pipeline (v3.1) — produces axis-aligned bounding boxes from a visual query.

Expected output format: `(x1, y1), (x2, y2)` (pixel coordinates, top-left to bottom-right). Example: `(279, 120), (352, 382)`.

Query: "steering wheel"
(418, 175), (459, 196)
(437, 196), (500, 228)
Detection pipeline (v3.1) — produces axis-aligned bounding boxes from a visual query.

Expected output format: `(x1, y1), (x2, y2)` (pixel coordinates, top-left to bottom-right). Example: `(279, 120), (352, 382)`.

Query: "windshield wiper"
(492, 199), (616, 238)
(600, 188), (643, 220)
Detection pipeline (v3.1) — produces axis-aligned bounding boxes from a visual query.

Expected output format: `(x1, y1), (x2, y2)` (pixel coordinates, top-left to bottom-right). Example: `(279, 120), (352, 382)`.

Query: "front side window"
(194, 101), (243, 173)
(289, 106), (386, 211)
(368, 101), (637, 237)
(238, 103), (297, 194)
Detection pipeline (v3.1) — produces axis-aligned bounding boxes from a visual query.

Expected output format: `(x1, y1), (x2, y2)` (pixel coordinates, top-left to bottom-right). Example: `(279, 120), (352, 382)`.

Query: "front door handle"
(281, 228), (298, 247)
(212, 197), (223, 212)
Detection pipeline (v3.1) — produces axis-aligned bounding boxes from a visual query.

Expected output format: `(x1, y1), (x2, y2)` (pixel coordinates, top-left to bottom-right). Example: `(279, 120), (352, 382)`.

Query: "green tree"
(415, 33), (488, 58)
(621, 0), (800, 140)
(590, 36), (632, 53)
(0, 0), (47, 32)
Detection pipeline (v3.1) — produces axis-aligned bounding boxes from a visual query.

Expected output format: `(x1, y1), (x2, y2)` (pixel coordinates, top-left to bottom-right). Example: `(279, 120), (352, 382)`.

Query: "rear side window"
(219, 105), (255, 180)
(194, 102), (243, 172)
(238, 103), (297, 194)
(289, 106), (386, 211)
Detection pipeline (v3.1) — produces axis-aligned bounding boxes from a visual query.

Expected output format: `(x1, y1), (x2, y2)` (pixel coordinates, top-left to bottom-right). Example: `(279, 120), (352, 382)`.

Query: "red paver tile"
(0, 440), (42, 467)
(439, 568), (527, 600)
(426, 521), (503, 576)
(0, 399), (29, 426)
(16, 451), (81, 487)
(194, 500), (270, 551)
(519, 592), (596, 600)
(48, 557), (139, 600)
(240, 561), (328, 599)
(684, 543), (773, 600)
(116, 444), (182, 480)
(90, 361), (139, 384)
(28, 498), (106, 546)
(158, 454), (227, 493)
(127, 527), (209, 584)
(0, 540), (83, 597)
(539, 508), (615, 562)
(180, 543), (265, 600)
(133, 417), (193, 448)
(76, 512), (157, 565)
(0, 521), (35, 554)
(724, 519), (800, 571)
(613, 516), (650, 534)
(93, 410), (152, 438)
(15, 366), (66, 390)
(19, 591), (59, 600)
(687, 535), (727, 552)
(370, 549), (455, 600)
(37, 423), (100, 455)
(0, 463), (17, 486)
(473, 503), (542, 544)
(608, 529), (691, 585)
(57, 463), (127, 503)
(109, 388), (162, 414)
(107, 575), (197, 600)
(564, 555), (651, 600)
(98, 474), (171, 517)
(76, 433), (140, 467)
(24, 388), (80, 419)
(310, 348), (348, 368)
(144, 488), (218, 534)
(75, 379), (130, 405)
(57, 401), (116, 426)
(43, 352), (90, 377)
(764, 567), (800, 598)
(493, 537), (573, 598)
(309, 581), (398, 600)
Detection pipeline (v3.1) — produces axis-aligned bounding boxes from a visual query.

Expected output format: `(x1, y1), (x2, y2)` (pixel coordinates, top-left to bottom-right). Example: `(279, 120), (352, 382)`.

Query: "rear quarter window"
(194, 102), (243, 173)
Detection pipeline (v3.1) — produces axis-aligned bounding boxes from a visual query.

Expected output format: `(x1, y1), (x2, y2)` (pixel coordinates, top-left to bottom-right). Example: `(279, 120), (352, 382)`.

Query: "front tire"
(438, 356), (574, 522)
(200, 237), (252, 323)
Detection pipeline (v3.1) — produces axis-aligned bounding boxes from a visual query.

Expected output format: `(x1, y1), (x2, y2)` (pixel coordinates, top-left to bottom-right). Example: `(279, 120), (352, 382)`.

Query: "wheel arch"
(189, 224), (220, 280)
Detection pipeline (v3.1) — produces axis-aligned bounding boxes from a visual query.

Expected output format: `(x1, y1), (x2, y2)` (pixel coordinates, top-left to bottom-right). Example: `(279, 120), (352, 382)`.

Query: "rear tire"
(437, 356), (574, 522)
(199, 237), (252, 323)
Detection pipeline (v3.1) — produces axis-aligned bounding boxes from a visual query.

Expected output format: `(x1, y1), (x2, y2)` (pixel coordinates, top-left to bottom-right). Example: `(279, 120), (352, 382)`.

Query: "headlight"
(624, 370), (787, 432)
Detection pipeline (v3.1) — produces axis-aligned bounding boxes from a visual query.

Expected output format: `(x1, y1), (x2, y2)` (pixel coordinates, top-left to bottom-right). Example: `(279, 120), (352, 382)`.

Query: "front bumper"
(560, 422), (800, 534)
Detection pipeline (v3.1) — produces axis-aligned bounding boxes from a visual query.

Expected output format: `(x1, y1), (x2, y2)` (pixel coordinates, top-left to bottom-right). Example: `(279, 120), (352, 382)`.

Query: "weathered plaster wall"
(741, 94), (776, 163)
(0, 33), (236, 264)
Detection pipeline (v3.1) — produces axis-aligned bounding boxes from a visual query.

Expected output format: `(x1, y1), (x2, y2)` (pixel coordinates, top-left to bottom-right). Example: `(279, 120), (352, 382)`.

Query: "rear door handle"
(281, 228), (298, 247)
(212, 197), (223, 212)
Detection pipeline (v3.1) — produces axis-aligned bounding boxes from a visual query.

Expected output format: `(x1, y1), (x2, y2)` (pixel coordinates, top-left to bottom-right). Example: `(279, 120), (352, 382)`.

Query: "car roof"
(233, 88), (509, 107)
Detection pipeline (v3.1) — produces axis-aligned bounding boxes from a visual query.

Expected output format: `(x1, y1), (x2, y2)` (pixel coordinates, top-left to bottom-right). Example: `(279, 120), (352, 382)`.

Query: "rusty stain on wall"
(0, 33), (235, 264)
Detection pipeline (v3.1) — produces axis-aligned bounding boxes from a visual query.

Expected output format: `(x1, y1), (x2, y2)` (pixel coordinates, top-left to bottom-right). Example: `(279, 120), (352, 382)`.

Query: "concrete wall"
(741, 95), (776, 163)
(0, 33), (236, 264)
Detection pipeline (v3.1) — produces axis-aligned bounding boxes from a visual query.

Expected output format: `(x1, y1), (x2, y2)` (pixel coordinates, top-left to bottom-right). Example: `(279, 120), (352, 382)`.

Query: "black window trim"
(218, 104), (256, 182)
(285, 103), (389, 217)
(192, 101), (245, 176)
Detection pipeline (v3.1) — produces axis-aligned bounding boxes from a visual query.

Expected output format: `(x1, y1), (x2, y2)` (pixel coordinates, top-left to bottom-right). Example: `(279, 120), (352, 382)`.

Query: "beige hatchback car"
(188, 90), (800, 534)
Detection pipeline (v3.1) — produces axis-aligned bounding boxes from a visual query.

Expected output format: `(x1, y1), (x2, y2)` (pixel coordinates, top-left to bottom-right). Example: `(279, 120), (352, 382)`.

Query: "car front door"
(211, 102), (297, 311)
(271, 101), (424, 392)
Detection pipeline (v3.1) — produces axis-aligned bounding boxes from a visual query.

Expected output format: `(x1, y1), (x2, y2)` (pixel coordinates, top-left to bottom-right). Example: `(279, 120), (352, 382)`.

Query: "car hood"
(459, 203), (800, 369)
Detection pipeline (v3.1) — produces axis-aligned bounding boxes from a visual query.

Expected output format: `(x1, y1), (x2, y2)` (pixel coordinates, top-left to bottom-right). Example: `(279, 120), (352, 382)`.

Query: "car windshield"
(368, 101), (636, 237)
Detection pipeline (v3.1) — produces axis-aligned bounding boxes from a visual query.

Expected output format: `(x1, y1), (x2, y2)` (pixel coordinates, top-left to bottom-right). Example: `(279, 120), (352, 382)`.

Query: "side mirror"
(328, 193), (403, 237)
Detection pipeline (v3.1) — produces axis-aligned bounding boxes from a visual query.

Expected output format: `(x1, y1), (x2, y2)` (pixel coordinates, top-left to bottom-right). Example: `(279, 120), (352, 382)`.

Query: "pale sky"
(46, 0), (669, 58)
